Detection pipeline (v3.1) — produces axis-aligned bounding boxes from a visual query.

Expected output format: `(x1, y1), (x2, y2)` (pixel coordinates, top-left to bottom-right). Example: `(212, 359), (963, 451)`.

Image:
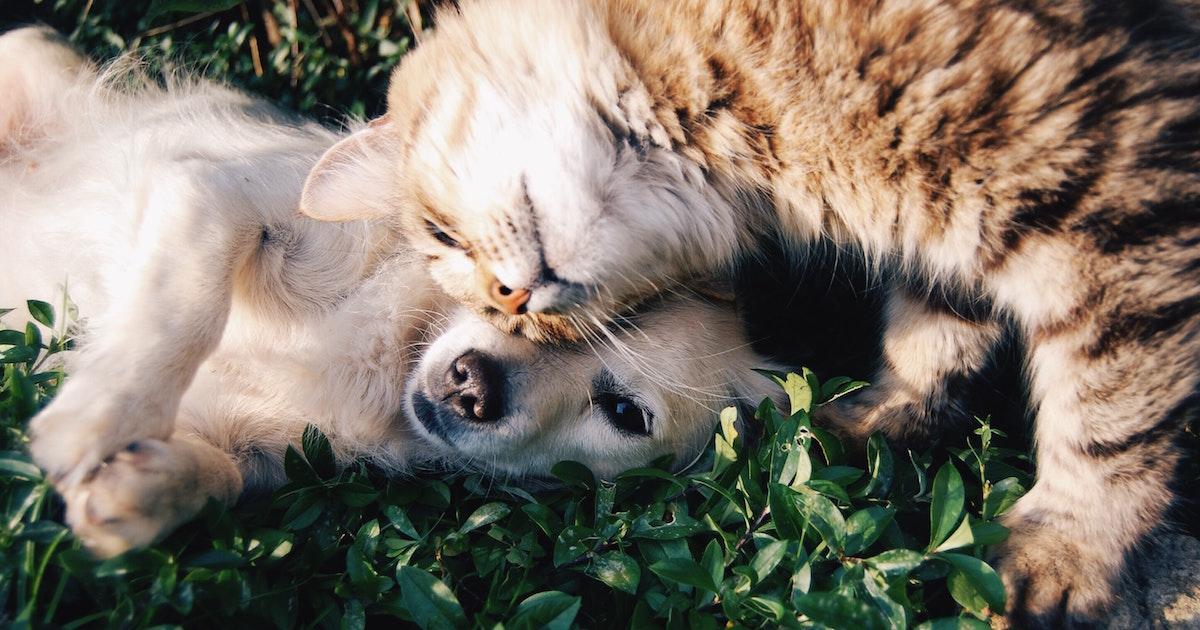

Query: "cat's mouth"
(476, 289), (684, 345)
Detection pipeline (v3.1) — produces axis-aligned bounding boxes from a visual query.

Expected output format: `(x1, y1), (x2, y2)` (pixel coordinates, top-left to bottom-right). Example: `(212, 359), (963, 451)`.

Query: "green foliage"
(13, 0), (430, 119)
(0, 305), (1035, 628)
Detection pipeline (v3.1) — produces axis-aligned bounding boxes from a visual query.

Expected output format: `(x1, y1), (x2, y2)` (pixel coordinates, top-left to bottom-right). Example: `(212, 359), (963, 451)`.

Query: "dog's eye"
(597, 392), (651, 436)
(425, 220), (463, 249)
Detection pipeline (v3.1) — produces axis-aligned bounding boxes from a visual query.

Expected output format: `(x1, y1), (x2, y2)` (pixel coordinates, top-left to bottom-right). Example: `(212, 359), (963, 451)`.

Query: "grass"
(1, 300), (1034, 628)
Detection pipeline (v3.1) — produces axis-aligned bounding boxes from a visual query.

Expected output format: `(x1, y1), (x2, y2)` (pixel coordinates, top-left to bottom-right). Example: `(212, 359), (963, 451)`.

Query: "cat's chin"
(475, 307), (587, 344)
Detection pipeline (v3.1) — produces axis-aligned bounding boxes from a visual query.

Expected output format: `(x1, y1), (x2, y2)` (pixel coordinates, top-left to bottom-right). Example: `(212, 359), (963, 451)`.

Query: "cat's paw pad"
(992, 521), (1116, 628)
(62, 440), (207, 558)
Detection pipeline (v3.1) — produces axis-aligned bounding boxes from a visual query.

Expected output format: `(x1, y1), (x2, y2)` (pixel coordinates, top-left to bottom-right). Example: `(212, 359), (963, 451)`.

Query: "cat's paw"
(61, 439), (237, 558)
(813, 396), (928, 449)
(991, 518), (1119, 628)
(28, 378), (174, 487)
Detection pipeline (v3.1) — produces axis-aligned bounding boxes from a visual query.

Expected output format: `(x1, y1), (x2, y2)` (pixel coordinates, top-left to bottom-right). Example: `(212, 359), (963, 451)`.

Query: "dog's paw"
(61, 439), (238, 558)
(28, 379), (174, 487)
(991, 518), (1119, 628)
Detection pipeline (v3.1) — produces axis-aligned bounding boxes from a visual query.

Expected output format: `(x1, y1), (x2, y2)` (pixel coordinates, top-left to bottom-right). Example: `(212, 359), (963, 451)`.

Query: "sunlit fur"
(0, 27), (782, 558)
(300, 1), (1200, 624)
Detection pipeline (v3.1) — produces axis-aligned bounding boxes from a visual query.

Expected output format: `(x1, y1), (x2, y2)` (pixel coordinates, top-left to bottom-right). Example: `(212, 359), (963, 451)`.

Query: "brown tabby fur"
(300, 0), (1200, 625)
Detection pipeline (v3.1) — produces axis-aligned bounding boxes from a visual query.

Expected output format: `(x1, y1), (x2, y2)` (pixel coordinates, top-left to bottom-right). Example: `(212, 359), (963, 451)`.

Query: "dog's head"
(405, 293), (784, 480)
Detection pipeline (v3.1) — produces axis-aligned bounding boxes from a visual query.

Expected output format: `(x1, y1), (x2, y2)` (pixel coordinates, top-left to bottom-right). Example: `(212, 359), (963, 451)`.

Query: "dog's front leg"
(29, 162), (262, 489)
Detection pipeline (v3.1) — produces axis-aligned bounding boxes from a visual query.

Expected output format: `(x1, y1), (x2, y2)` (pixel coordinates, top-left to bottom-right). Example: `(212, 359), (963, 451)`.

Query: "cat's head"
(405, 293), (784, 480)
(300, 0), (748, 342)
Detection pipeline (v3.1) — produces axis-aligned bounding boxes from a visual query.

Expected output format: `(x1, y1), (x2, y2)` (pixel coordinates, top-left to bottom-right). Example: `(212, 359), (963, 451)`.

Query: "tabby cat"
(300, 1), (1200, 624)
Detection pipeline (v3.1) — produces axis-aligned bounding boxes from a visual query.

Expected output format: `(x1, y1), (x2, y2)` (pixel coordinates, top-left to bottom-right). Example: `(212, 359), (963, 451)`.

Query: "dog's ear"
(300, 115), (398, 222)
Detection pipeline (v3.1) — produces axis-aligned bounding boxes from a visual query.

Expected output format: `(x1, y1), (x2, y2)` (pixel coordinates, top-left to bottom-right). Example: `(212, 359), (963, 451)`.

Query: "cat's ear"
(300, 115), (399, 222)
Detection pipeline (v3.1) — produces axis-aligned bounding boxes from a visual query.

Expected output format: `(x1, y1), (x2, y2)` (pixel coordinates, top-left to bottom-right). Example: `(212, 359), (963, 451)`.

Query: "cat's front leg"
(814, 285), (1002, 446)
(62, 434), (242, 557)
(993, 314), (1194, 626)
(29, 164), (261, 488)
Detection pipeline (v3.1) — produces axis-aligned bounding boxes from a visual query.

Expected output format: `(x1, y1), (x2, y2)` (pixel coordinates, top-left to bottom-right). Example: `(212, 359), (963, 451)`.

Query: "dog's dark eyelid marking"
(592, 370), (653, 437)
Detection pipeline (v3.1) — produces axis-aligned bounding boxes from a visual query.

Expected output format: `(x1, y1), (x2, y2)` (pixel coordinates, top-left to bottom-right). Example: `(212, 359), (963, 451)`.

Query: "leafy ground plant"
(0, 303), (1033, 628)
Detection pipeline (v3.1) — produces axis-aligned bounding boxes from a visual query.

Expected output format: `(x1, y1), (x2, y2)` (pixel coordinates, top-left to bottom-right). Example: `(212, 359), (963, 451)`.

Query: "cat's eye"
(596, 392), (652, 436)
(425, 219), (463, 249)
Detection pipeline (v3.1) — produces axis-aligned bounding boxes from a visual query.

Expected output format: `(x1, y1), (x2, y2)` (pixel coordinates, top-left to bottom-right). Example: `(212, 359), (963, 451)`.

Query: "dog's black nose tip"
(440, 350), (504, 423)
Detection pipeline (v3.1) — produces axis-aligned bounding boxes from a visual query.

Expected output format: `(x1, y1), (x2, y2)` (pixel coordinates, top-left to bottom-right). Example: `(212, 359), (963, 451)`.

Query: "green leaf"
(779, 372), (814, 415)
(630, 513), (706, 540)
(551, 461), (595, 491)
(384, 505), (422, 540)
(784, 485), (846, 549)
(553, 526), (593, 567)
(282, 445), (318, 484)
(750, 538), (788, 584)
(933, 517), (1009, 553)
(459, 502), (510, 534)
(934, 516), (977, 553)
(862, 433), (894, 498)
(929, 462), (965, 551)
(279, 489), (325, 530)
(0, 452), (42, 480)
(394, 566), (467, 630)
(701, 540), (724, 593)
(649, 558), (719, 593)
(0, 329), (24, 346)
(968, 521), (1009, 547)
(792, 591), (888, 630)
(617, 467), (686, 490)
(821, 379), (871, 405)
(746, 595), (788, 621)
(509, 591), (581, 630)
(938, 552), (1006, 615)
(520, 503), (562, 538)
(809, 425), (846, 465)
(865, 549), (927, 578)
(844, 507), (895, 556)
(24, 322), (41, 350)
(342, 599), (366, 630)
(768, 483), (807, 541)
(0, 346), (37, 364)
(586, 551), (640, 594)
(712, 406), (740, 476)
(983, 477), (1026, 519)
(146, 0), (240, 21)
(862, 569), (908, 629)
(335, 481), (379, 507)
(26, 300), (53, 327)
(301, 424), (336, 479)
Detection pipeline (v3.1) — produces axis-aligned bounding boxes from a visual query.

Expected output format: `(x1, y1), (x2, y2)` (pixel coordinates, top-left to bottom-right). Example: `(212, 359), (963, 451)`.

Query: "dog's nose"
(440, 350), (504, 423)
(489, 279), (531, 315)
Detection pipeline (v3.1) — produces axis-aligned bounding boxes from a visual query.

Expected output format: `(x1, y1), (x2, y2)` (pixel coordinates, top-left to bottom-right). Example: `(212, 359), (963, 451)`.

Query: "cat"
(298, 0), (1200, 625)
(0, 26), (781, 557)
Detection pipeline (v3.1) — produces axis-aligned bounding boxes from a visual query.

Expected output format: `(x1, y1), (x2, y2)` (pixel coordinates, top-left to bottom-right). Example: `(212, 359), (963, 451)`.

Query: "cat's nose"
(488, 279), (531, 315)
(440, 350), (504, 423)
